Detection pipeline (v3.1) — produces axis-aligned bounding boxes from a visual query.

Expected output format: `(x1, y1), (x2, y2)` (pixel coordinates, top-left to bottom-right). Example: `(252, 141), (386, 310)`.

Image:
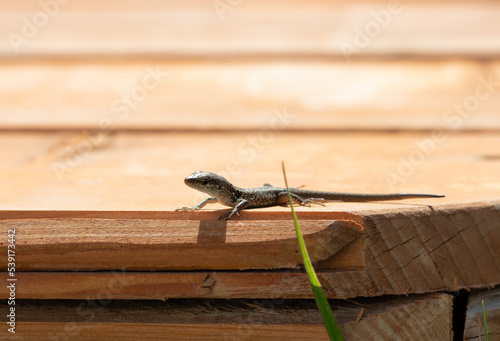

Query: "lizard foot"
(218, 210), (240, 220)
(298, 198), (329, 207)
(176, 207), (198, 212)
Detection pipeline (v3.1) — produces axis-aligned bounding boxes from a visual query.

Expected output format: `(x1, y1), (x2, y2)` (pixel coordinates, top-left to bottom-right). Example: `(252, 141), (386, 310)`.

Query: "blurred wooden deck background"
(1, 1), (500, 340)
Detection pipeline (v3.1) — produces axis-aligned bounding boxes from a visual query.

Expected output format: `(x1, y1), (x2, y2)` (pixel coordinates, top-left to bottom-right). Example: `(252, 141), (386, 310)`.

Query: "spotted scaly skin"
(177, 171), (445, 220)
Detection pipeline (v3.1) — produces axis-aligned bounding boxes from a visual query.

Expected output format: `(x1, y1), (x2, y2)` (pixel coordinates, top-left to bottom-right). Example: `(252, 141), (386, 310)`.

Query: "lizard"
(177, 171), (445, 220)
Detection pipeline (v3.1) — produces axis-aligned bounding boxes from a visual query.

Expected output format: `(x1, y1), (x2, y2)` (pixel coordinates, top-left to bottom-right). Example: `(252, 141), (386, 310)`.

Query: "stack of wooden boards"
(1, 1), (500, 339)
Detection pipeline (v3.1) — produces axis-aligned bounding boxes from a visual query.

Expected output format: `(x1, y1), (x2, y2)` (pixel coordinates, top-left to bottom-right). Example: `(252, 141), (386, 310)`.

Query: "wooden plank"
(465, 287), (500, 340)
(1, 1), (499, 57)
(0, 214), (364, 271)
(0, 131), (499, 211)
(1, 202), (498, 300)
(0, 294), (453, 340)
(1, 60), (500, 130)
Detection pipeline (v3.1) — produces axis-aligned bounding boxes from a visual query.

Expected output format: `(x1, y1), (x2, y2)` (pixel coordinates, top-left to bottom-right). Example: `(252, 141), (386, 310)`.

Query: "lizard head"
(184, 171), (235, 202)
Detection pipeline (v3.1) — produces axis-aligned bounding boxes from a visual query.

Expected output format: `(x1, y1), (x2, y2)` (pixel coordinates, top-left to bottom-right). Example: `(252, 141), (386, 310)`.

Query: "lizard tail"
(292, 189), (445, 202)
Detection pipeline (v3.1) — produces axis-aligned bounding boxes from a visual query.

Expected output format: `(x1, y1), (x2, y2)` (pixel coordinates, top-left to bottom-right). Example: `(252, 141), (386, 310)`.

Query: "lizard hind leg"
(278, 192), (326, 207)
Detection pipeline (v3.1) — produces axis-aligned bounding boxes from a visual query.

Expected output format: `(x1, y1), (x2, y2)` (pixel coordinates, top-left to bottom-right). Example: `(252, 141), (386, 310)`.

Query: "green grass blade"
(281, 161), (343, 341)
(482, 300), (488, 341)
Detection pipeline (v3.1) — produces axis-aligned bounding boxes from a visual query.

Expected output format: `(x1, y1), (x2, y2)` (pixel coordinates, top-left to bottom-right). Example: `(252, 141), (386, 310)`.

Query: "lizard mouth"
(184, 176), (199, 188)
(184, 171), (212, 189)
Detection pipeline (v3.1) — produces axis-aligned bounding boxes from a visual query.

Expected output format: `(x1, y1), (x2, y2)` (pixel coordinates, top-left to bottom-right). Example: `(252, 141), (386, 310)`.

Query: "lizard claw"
(218, 207), (242, 220)
(218, 212), (230, 220)
(218, 210), (235, 220)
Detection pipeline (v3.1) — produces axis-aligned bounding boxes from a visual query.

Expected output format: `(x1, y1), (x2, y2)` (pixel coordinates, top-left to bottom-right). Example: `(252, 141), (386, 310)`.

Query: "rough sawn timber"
(465, 287), (500, 340)
(1, 201), (498, 300)
(0, 294), (453, 340)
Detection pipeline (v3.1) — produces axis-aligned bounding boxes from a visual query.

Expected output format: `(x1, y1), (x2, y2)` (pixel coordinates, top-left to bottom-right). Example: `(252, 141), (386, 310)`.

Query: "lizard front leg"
(176, 197), (218, 212)
(218, 199), (249, 220)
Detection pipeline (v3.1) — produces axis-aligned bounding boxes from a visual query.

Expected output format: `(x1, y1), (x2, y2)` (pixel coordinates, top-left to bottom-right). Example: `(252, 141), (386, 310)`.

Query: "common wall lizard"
(177, 171), (444, 220)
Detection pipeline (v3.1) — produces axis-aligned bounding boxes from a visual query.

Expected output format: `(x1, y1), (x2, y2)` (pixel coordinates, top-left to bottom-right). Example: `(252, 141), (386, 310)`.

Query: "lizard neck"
(210, 180), (242, 206)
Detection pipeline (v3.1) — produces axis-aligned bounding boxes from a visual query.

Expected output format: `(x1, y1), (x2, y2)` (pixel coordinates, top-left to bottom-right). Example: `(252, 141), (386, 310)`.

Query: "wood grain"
(0, 60), (499, 130)
(0, 215), (364, 271)
(1, 202), (498, 300)
(1, 1), (499, 57)
(465, 287), (500, 340)
(0, 131), (499, 211)
(0, 294), (453, 340)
